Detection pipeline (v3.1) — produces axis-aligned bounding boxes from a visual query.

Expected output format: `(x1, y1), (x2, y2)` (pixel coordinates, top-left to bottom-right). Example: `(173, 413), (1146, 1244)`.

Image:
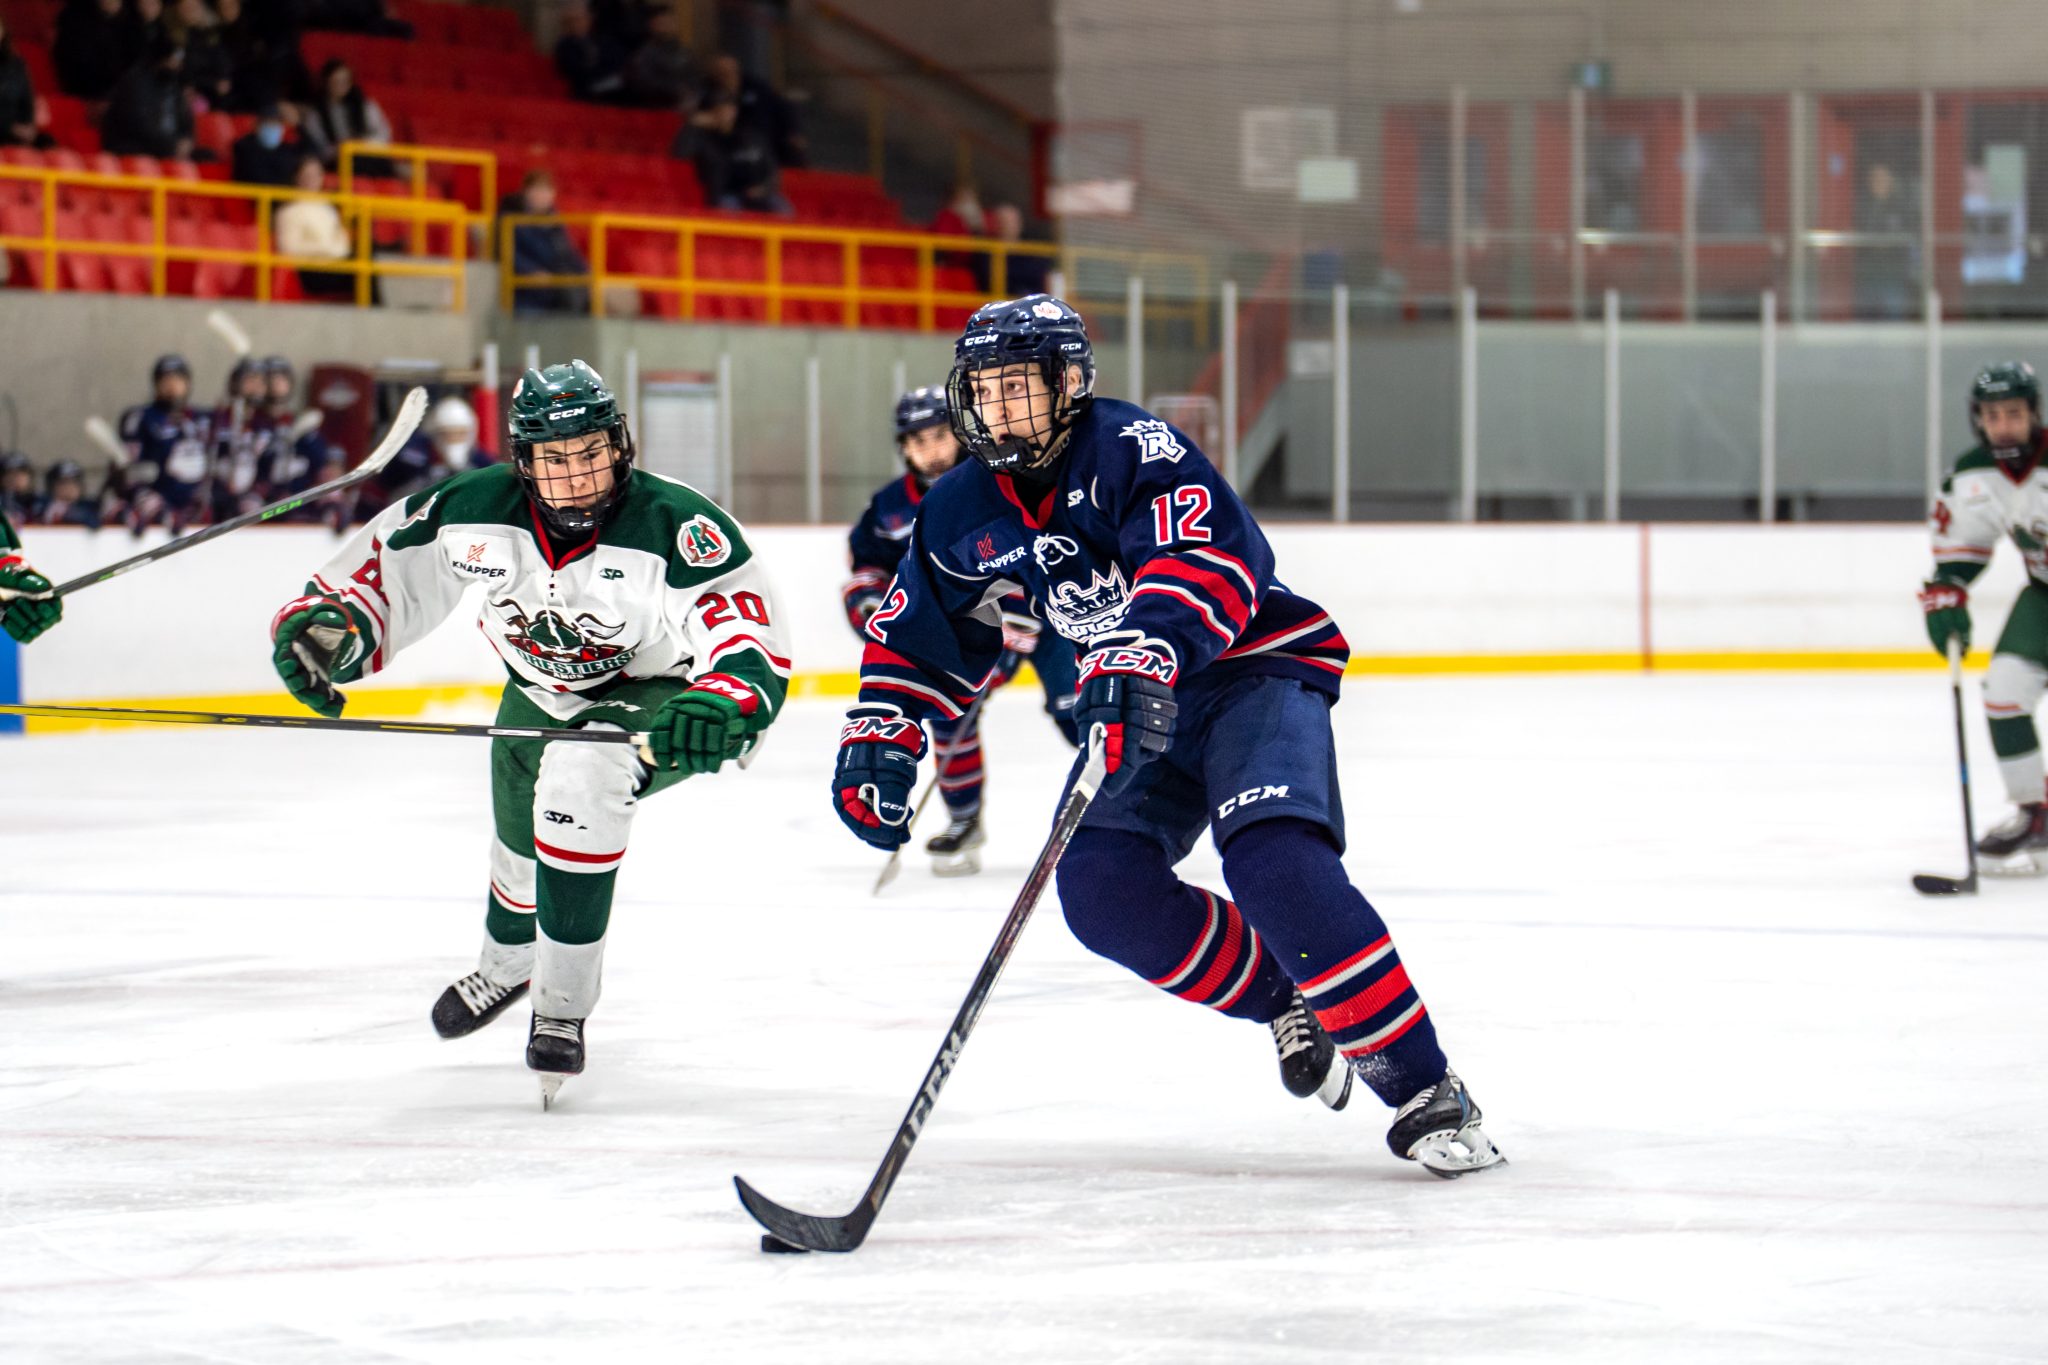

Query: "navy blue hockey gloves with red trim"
(1074, 646), (1179, 797)
(832, 707), (928, 850)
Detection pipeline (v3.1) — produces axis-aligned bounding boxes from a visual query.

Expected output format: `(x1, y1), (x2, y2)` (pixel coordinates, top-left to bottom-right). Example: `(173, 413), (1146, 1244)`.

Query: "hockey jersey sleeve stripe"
(863, 675), (967, 718)
(1129, 579), (1239, 644)
(1135, 557), (1254, 629)
(1220, 612), (1339, 659)
(1187, 546), (1260, 599)
(706, 632), (792, 675)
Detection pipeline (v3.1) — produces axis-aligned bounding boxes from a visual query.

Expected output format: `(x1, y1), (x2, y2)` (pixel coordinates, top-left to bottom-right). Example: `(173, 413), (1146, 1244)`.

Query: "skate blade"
(1410, 1122), (1507, 1179)
(1977, 851), (2045, 878)
(1317, 1061), (1354, 1112)
(930, 850), (982, 878)
(538, 1073), (567, 1112)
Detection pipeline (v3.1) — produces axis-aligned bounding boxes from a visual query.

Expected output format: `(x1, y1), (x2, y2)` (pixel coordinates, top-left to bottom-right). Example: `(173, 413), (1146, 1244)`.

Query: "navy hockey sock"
(1221, 818), (1448, 1107)
(1057, 828), (1294, 1022)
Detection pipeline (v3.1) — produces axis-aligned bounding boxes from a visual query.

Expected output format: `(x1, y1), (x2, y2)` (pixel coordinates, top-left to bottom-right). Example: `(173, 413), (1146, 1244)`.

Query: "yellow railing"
(0, 165), (468, 309)
(337, 139), (496, 254)
(497, 210), (1209, 339)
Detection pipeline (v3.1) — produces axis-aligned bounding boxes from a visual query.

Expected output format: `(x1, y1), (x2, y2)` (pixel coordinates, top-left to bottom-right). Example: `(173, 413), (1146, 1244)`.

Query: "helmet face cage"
(945, 296), (1095, 477)
(1970, 362), (2041, 449)
(512, 421), (635, 537)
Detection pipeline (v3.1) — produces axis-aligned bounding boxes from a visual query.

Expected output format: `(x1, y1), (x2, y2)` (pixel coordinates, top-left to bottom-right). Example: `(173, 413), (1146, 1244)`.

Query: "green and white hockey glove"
(1918, 578), (1971, 657)
(0, 554), (61, 644)
(269, 591), (366, 718)
(648, 675), (760, 775)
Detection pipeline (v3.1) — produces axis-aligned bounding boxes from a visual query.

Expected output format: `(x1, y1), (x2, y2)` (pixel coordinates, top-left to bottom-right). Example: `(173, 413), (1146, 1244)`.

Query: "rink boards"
(0, 522), (2018, 721)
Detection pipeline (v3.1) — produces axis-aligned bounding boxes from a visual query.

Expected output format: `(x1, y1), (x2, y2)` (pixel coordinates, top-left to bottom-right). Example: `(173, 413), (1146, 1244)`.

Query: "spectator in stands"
(275, 152), (354, 299)
(0, 16), (55, 149)
(554, 2), (625, 104)
(231, 103), (300, 186)
(931, 180), (986, 287)
(300, 57), (393, 174)
(502, 170), (590, 315)
(170, 0), (236, 113)
(212, 0), (284, 111)
(35, 461), (102, 528)
(100, 37), (197, 160)
(591, 0), (661, 51)
(676, 54), (794, 214)
(0, 454), (35, 524)
(384, 396), (499, 502)
(303, 0), (412, 40)
(988, 200), (1050, 295)
(53, 0), (144, 103)
(622, 6), (693, 109)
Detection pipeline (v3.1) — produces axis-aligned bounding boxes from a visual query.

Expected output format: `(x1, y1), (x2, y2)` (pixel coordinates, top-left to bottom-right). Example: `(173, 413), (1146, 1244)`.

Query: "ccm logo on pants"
(1217, 784), (1290, 819)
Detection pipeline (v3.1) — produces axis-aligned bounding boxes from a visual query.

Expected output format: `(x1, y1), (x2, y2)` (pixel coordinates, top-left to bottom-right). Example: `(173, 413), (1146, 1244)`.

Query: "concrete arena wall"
(3, 523), (2014, 725)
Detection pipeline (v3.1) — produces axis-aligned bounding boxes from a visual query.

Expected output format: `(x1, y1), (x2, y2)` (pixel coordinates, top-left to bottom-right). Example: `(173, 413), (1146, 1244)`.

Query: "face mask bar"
(513, 424), (635, 536)
(946, 356), (1079, 478)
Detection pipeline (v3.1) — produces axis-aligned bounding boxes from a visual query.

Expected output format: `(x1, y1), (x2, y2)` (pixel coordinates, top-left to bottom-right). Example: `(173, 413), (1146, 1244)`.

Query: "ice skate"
(1385, 1069), (1505, 1178)
(431, 972), (529, 1039)
(1269, 990), (1351, 1110)
(926, 813), (985, 877)
(527, 1014), (585, 1111)
(1977, 803), (2048, 876)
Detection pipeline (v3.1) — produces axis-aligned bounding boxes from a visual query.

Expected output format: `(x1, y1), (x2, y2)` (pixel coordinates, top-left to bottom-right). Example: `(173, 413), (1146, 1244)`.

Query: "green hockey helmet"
(1970, 361), (2040, 445)
(508, 359), (635, 536)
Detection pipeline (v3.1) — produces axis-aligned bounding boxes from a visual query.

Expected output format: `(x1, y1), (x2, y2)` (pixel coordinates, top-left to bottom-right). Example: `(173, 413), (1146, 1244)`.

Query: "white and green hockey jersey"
(295, 465), (790, 723)
(1931, 443), (2048, 588)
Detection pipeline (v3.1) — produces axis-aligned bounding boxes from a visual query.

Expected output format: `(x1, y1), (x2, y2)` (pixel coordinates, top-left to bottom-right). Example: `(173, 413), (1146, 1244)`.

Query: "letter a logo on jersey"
(677, 515), (731, 568)
(1121, 419), (1186, 465)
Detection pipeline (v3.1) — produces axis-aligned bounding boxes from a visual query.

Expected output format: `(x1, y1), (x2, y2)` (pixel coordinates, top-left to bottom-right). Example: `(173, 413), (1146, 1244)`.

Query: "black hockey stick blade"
(1915, 639), (1981, 897)
(1912, 871), (1977, 896)
(733, 1175), (873, 1254)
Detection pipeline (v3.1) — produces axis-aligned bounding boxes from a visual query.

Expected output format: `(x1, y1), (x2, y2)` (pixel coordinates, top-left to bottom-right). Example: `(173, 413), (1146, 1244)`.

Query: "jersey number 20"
(701, 590), (771, 628)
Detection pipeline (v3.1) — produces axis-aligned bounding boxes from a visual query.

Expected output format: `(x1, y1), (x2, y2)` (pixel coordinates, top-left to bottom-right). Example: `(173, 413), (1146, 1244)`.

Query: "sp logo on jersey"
(677, 515), (731, 568)
(1033, 534), (1080, 571)
(1121, 419), (1186, 465)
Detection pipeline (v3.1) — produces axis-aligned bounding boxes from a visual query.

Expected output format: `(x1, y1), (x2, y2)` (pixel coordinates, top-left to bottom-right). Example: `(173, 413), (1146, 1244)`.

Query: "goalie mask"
(507, 359), (635, 537)
(946, 294), (1095, 480)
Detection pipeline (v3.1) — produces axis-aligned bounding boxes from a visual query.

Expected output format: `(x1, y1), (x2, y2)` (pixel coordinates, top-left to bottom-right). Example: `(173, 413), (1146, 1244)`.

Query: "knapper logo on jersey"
(677, 515), (731, 568)
(450, 538), (508, 578)
(1041, 564), (1130, 643)
(1121, 419), (1186, 465)
(494, 599), (635, 680)
(1033, 534), (1080, 571)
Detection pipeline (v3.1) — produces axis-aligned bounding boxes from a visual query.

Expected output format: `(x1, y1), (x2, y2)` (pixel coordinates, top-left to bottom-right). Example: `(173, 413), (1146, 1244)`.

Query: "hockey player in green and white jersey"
(267, 361), (789, 1104)
(1921, 361), (2048, 871)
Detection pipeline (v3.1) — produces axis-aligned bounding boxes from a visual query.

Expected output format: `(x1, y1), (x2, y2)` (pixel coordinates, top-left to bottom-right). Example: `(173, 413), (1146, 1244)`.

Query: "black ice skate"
(925, 813), (985, 877)
(431, 972), (529, 1039)
(1385, 1069), (1505, 1178)
(1269, 990), (1352, 1109)
(527, 1014), (586, 1111)
(1976, 803), (2048, 875)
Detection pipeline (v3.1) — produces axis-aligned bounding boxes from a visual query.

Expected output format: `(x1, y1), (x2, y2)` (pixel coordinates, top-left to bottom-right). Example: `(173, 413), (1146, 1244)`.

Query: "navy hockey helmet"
(151, 353), (191, 384)
(45, 459), (84, 491)
(507, 359), (635, 536)
(945, 294), (1096, 477)
(261, 355), (294, 381)
(893, 385), (949, 441)
(1970, 362), (2040, 446)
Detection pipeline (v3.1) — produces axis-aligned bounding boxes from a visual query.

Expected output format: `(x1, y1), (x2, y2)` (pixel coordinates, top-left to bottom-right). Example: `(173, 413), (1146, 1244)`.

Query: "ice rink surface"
(4, 671), (2045, 1364)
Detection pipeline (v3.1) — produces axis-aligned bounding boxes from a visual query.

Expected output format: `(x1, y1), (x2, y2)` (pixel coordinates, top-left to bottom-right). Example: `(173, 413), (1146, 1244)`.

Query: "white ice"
(3, 672), (2045, 1365)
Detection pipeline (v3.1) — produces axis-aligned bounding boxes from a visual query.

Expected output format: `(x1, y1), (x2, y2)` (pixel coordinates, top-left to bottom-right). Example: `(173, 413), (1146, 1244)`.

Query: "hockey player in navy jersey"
(829, 296), (1503, 1176)
(117, 354), (214, 531)
(843, 385), (1079, 875)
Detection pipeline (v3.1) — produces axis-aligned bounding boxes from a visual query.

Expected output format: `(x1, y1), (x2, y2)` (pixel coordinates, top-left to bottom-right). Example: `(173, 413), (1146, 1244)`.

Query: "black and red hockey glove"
(1074, 645), (1179, 797)
(832, 707), (927, 850)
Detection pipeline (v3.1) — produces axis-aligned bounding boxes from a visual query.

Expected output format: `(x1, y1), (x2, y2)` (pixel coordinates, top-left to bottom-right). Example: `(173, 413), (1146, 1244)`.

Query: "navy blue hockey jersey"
(858, 397), (1349, 721)
(118, 401), (213, 511)
(842, 472), (923, 629)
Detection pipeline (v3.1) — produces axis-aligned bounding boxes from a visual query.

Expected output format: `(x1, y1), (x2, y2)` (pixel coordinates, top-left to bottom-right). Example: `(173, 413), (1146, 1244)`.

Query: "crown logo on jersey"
(1041, 564), (1130, 643)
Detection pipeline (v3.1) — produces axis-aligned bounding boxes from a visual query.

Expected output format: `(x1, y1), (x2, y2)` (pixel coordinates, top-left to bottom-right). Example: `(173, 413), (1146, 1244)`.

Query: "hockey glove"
(0, 556), (61, 644)
(270, 592), (365, 718)
(1074, 646), (1179, 797)
(999, 607), (1041, 656)
(1919, 579), (1971, 656)
(832, 707), (927, 850)
(648, 676), (759, 775)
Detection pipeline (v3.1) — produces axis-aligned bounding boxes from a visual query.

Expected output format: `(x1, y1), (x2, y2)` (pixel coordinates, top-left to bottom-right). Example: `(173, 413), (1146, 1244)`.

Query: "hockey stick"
(872, 648), (1020, 895)
(0, 701), (655, 761)
(736, 729), (1109, 1254)
(1913, 635), (1979, 896)
(82, 416), (130, 468)
(46, 387), (426, 600)
(206, 308), (254, 360)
